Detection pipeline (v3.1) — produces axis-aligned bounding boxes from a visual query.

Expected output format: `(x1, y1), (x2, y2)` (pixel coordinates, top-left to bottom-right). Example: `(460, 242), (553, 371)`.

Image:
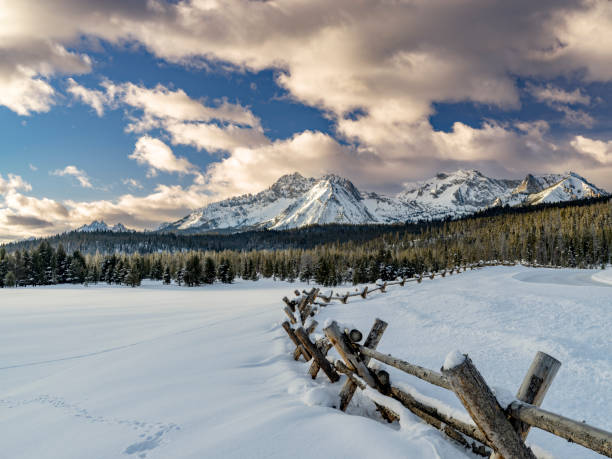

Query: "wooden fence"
(280, 263), (612, 458)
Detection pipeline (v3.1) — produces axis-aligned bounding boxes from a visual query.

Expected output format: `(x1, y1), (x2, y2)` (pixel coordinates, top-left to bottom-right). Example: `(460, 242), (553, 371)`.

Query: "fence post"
(442, 354), (537, 459)
(295, 327), (339, 383)
(281, 321), (311, 361)
(338, 318), (388, 411)
(308, 338), (333, 379)
(490, 352), (561, 459)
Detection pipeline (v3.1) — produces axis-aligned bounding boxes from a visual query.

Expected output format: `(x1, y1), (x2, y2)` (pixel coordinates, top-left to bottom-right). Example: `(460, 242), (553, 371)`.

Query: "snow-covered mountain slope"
(158, 173), (316, 233)
(269, 175), (376, 229)
(76, 220), (131, 233)
(159, 170), (608, 233)
(527, 172), (607, 205)
(494, 172), (608, 207)
(397, 169), (520, 220)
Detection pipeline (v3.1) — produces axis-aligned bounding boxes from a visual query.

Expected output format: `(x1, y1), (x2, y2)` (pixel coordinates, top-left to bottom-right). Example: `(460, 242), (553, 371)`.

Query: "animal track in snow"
(0, 395), (180, 458)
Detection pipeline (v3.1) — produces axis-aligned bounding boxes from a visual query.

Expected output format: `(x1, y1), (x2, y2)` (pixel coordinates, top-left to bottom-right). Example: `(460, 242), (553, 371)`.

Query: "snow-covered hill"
(76, 220), (131, 233)
(159, 170), (608, 233)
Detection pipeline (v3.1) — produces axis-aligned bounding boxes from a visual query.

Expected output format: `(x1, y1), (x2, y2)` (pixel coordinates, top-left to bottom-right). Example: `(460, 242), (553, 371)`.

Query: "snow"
(2, 266), (611, 458)
(592, 267), (612, 285)
(160, 169), (608, 233)
(77, 220), (131, 233)
(442, 350), (465, 370)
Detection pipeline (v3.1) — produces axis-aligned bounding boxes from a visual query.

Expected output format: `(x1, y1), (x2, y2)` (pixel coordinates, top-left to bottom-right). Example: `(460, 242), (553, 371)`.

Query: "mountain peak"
(269, 172), (314, 198)
(76, 221), (131, 233)
(159, 169), (607, 233)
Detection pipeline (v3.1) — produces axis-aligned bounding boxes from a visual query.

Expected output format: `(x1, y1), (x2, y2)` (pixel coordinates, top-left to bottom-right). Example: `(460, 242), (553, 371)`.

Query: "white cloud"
(28, 163), (38, 171)
(527, 83), (591, 106)
(571, 135), (612, 164)
(129, 136), (198, 177)
(66, 77), (113, 116)
(526, 83), (594, 127)
(0, 173), (32, 194)
(2, 0), (612, 240)
(51, 165), (94, 188)
(122, 178), (143, 190)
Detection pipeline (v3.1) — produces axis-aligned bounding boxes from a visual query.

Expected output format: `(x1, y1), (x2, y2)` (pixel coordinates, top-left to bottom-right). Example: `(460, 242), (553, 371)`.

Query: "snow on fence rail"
(280, 263), (612, 458)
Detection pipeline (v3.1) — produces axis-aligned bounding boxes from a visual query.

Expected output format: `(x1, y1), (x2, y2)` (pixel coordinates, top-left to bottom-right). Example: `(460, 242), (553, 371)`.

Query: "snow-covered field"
(1, 266), (611, 459)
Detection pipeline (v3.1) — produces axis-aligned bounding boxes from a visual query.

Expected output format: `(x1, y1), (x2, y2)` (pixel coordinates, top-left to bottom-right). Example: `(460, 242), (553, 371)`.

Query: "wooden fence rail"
(279, 262), (612, 458)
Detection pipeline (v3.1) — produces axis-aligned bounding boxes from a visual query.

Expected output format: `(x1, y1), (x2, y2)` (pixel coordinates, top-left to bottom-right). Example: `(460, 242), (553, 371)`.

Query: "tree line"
(1, 198), (610, 288)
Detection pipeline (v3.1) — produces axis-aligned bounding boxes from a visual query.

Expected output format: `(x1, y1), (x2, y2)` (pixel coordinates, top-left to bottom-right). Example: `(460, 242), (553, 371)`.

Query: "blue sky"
(1, 1), (611, 240)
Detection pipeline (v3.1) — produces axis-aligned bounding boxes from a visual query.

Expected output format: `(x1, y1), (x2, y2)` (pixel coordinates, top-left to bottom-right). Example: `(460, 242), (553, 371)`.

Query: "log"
(306, 320), (318, 335)
(308, 338), (333, 379)
(348, 329), (363, 343)
(390, 386), (492, 454)
(295, 327), (339, 383)
(508, 402), (612, 457)
(491, 351), (561, 459)
(325, 321), (378, 388)
(442, 354), (537, 459)
(337, 319), (387, 411)
(283, 306), (297, 324)
(358, 346), (451, 390)
(335, 361), (400, 423)
(513, 352), (561, 439)
(282, 296), (296, 312)
(336, 362), (488, 455)
(281, 321), (311, 361)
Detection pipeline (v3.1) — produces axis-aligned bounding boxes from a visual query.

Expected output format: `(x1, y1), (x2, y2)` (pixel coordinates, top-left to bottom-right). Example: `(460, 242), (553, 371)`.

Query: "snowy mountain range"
(158, 170), (608, 233)
(76, 220), (131, 233)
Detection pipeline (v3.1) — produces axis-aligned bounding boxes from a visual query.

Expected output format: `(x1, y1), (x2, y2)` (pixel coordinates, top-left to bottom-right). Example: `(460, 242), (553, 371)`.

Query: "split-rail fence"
(280, 261), (612, 458)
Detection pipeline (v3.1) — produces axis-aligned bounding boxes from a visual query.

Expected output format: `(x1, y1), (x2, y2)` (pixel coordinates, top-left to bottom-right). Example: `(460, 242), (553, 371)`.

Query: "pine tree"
(203, 257), (216, 284)
(184, 254), (203, 286)
(4, 271), (16, 287)
(163, 266), (172, 285)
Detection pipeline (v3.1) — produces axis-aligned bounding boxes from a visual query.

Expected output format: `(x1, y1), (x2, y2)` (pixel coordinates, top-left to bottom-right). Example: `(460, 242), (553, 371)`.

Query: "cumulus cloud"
(51, 165), (94, 188)
(3, 0), (612, 239)
(66, 77), (112, 116)
(571, 135), (612, 164)
(0, 172), (211, 242)
(129, 136), (198, 177)
(0, 173), (32, 194)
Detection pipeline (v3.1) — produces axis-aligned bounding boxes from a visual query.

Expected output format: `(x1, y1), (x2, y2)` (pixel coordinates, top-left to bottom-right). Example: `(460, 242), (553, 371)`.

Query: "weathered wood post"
(281, 321), (311, 361)
(295, 327), (339, 383)
(360, 286), (368, 298)
(441, 352), (537, 459)
(337, 319), (388, 411)
(308, 338), (333, 379)
(282, 296), (296, 311)
(490, 352), (561, 459)
(283, 306), (297, 324)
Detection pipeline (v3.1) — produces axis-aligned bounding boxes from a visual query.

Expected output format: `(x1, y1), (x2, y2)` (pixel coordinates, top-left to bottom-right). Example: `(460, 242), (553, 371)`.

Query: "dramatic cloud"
(51, 165), (94, 188)
(68, 79), (268, 153)
(2, 0), (612, 239)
